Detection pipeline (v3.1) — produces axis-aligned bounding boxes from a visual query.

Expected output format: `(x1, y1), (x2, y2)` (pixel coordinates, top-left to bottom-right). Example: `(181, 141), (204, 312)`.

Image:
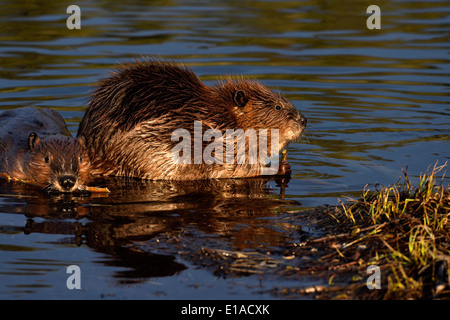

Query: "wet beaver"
(77, 59), (307, 180)
(0, 107), (89, 192)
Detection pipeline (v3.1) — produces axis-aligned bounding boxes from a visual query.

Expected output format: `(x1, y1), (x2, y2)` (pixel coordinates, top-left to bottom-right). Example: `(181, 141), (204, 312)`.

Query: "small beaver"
(77, 59), (307, 180)
(0, 107), (89, 192)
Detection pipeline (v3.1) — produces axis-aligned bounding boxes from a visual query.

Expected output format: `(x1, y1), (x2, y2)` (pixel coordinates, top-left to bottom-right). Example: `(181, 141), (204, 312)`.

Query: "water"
(0, 0), (449, 300)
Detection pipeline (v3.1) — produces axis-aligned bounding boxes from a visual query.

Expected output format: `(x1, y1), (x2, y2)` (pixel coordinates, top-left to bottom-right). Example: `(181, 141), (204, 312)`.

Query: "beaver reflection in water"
(77, 59), (307, 180)
(0, 107), (88, 192)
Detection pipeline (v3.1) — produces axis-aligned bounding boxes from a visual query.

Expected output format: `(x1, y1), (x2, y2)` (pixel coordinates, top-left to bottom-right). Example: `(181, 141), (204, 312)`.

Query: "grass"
(320, 161), (450, 299)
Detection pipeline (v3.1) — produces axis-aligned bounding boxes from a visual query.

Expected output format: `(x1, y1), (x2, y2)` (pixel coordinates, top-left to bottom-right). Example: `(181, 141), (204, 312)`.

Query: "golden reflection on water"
(0, 0), (448, 298)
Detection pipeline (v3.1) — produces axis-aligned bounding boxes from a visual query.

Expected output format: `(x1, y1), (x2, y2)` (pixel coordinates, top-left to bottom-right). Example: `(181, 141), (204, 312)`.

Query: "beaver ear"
(233, 90), (248, 108)
(28, 132), (41, 150)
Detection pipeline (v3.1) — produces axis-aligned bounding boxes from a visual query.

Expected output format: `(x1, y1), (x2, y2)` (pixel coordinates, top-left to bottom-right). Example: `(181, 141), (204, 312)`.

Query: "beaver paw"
(277, 161), (292, 176)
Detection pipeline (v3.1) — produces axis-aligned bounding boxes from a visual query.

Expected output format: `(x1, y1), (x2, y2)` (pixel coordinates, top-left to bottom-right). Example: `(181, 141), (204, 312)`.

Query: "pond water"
(0, 0), (448, 300)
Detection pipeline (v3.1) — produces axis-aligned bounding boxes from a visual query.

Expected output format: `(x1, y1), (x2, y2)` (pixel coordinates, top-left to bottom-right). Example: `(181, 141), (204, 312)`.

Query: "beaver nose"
(58, 175), (76, 191)
(300, 114), (307, 127)
(297, 112), (307, 127)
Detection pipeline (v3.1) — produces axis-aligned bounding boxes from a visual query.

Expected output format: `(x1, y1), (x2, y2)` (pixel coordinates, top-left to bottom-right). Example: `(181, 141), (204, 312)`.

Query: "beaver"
(0, 107), (89, 192)
(77, 58), (307, 180)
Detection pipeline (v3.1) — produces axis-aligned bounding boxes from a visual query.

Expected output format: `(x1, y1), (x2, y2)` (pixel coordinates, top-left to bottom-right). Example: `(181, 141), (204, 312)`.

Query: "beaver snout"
(283, 111), (307, 144)
(57, 175), (77, 192)
(297, 112), (307, 128)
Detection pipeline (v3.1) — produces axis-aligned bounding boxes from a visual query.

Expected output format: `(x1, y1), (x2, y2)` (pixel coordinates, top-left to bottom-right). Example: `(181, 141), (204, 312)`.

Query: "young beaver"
(77, 59), (307, 180)
(0, 107), (89, 192)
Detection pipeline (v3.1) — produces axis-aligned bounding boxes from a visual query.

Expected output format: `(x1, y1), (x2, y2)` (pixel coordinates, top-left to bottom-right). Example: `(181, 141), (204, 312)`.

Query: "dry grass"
(320, 161), (450, 299)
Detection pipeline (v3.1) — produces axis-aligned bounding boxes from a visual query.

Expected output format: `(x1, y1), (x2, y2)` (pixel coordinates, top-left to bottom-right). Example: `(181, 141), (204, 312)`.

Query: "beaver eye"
(275, 105), (282, 111)
(79, 156), (82, 163)
(44, 155), (50, 164)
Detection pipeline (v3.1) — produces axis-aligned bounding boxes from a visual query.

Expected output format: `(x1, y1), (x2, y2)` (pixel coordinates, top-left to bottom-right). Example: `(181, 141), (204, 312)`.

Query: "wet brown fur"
(0, 107), (89, 191)
(77, 58), (306, 180)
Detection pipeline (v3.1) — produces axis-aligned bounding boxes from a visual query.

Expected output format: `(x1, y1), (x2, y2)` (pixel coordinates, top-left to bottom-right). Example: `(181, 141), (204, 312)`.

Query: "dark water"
(0, 0), (449, 299)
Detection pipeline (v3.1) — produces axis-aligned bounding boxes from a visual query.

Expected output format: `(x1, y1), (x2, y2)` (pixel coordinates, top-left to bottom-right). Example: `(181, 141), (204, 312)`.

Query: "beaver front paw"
(277, 161), (292, 176)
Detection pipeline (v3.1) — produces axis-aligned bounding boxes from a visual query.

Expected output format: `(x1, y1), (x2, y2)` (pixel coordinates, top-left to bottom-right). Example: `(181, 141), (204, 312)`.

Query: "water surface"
(0, 0), (449, 299)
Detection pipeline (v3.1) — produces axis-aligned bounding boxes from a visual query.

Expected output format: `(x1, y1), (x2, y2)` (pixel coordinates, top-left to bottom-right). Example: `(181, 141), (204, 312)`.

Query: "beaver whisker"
(290, 135), (310, 144)
(42, 184), (54, 192)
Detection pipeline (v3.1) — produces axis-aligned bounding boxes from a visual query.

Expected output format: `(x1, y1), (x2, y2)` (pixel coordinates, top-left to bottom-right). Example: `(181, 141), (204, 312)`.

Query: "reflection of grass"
(332, 161), (449, 299)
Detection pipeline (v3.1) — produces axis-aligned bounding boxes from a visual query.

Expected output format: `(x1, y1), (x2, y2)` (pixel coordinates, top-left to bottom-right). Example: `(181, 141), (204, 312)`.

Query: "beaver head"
(214, 79), (307, 150)
(24, 132), (88, 192)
